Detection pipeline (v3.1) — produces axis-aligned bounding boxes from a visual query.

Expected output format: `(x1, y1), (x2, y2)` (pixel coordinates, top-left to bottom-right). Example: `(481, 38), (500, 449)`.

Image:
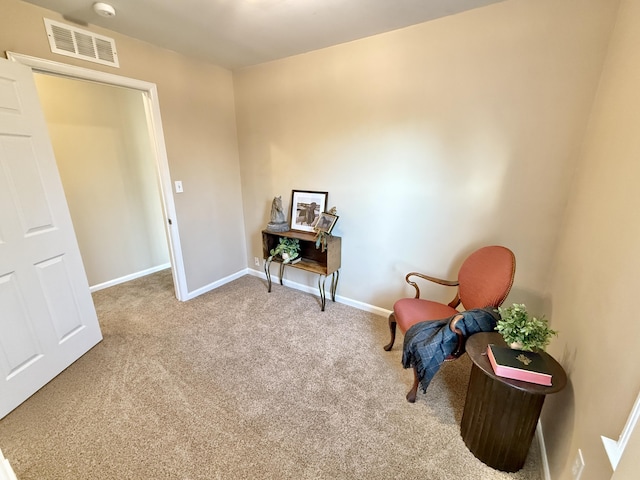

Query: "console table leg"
(264, 258), (272, 293)
(279, 262), (284, 285)
(330, 270), (339, 301)
(318, 275), (327, 311)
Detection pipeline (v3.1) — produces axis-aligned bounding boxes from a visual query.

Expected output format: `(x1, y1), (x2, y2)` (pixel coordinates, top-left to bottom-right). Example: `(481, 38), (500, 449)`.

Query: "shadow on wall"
(504, 286), (552, 319)
(542, 378), (576, 477)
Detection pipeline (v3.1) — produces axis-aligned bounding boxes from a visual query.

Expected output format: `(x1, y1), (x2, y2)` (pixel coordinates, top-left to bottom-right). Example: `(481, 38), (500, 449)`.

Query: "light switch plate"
(174, 181), (183, 193)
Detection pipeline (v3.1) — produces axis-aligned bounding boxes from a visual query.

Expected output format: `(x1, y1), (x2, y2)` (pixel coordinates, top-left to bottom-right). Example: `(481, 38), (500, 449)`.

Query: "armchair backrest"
(458, 246), (515, 310)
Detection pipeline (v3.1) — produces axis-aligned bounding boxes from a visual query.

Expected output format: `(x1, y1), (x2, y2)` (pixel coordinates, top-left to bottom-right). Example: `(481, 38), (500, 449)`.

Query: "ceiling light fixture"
(93, 2), (116, 18)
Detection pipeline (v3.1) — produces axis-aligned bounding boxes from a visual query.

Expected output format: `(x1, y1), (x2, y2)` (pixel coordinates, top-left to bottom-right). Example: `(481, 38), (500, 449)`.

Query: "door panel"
(3, 135), (55, 233)
(0, 58), (103, 419)
(0, 273), (42, 377)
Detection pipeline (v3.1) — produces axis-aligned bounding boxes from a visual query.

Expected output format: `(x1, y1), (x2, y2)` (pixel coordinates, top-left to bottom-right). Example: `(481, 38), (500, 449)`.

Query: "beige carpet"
(0, 270), (541, 479)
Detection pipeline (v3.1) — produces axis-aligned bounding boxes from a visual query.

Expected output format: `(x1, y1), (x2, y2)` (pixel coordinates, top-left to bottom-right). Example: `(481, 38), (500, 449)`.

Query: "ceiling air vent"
(44, 18), (119, 68)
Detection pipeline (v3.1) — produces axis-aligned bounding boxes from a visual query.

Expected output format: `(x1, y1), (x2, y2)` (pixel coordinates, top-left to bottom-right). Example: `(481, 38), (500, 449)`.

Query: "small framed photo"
(315, 212), (338, 234)
(290, 190), (328, 232)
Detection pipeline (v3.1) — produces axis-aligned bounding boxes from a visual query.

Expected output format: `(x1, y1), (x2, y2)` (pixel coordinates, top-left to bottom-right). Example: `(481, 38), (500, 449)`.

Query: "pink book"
(486, 344), (553, 386)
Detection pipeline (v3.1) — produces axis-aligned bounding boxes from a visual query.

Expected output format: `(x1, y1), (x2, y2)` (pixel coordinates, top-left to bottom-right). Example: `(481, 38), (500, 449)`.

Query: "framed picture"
(315, 212), (338, 234)
(290, 190), (328, 232)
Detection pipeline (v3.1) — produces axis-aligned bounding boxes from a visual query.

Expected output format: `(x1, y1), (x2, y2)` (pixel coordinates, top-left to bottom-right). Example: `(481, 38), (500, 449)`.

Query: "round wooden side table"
(461, 332), (567, 472)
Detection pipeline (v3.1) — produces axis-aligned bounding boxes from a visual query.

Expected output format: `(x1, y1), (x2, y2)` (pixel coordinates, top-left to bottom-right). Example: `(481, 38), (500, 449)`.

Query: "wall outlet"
(572, 449), (585, 480)
(254, 257), (260, 267)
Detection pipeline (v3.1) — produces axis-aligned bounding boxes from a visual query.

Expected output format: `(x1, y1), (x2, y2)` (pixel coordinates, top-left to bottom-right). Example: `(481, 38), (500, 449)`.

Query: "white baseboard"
(90, 263), (171, 292)
(537, 421), (551, 480)
(246, 267), (391, 317)
(0, 447), (18, 480)
(91, 263), (390, 316)
(183, 268), (251, 300)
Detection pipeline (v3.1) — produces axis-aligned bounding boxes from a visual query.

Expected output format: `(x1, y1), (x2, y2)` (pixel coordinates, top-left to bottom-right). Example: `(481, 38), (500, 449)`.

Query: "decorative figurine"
(266, 196), (290, 232)
(314, 206), (338, 252)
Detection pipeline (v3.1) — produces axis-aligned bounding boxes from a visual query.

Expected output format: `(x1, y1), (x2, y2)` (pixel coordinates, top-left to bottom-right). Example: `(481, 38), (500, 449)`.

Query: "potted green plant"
(495, 303), (558, 352)
(268, 237), (301, 264)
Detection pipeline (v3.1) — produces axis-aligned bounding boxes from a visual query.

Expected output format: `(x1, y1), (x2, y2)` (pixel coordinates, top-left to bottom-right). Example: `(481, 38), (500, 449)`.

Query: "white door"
(0, 59), (102, 419)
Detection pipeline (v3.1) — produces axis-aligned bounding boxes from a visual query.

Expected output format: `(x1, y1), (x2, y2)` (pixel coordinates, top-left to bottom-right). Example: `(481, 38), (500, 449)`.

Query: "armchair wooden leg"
(383, 313), (397, 351)
(406, 367), (419, 403)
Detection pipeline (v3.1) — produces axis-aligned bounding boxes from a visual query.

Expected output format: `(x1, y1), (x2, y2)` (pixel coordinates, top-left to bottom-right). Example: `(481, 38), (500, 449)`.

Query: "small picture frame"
(315, 212), (338, 234)
(290, 190), (328, 232)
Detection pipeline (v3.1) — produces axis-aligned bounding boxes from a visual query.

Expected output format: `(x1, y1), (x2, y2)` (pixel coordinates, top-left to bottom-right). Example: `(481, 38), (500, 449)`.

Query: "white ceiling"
(22, 0), (505, 70)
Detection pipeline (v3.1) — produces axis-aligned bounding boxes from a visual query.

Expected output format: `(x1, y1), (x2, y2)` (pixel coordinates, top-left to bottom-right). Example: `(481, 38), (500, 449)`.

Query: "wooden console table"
(461, 332), (567, 472)
(262, 230), (341, 311)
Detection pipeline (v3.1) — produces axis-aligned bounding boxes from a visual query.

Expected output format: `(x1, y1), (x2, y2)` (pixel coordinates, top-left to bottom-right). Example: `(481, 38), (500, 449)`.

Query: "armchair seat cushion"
(393, 298), (459, 334)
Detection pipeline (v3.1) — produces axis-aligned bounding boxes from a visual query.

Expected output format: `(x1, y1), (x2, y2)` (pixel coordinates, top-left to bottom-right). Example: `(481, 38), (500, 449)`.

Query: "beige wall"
(234, 0), (618, 312)
(4, 0), (637, 478)
(235, 1), (634, 478)
(0, 0), (246, 293)
(33, 74), (169, 287)
(544, 0), (639, 478)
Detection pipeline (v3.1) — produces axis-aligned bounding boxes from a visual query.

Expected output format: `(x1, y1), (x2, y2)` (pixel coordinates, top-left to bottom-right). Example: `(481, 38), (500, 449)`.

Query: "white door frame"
(6, 52), (188, 301)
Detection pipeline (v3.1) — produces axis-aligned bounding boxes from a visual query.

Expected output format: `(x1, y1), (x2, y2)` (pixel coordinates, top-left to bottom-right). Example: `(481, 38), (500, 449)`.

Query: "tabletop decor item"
(314, 206), (338, 252)
(267, 237), (301, 264)
(486, 343), (553, 386)
(290, 190), (328, 232)
(265, 196), (289, 232)
(495, 303), (557, 351)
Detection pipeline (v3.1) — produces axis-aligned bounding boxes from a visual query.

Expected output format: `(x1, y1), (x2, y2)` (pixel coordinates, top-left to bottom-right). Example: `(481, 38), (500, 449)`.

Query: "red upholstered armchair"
(384, 245), (515, 369)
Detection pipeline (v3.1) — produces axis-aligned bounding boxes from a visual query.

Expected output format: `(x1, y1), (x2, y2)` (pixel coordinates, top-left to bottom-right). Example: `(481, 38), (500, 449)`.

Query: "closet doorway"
(34, 74), (170, 291)
(8, 52), (188, 300)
